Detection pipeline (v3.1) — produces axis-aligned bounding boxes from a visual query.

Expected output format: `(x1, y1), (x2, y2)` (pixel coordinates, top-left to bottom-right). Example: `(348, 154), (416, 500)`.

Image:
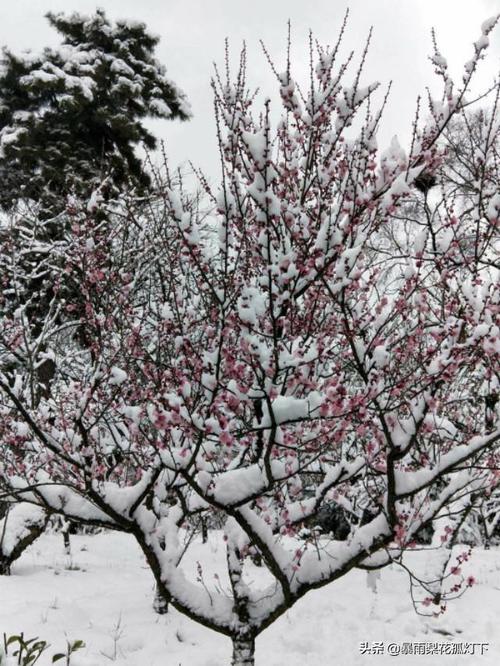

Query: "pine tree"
(0, 9), (190, 216)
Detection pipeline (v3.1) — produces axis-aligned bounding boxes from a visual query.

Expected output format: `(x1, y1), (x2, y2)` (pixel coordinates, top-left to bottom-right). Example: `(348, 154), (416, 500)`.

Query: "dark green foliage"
(51, 639), (85, 664)
(1, 633), (85, 665)
(2, 633), (48, 665)
(0, 9), (190, 215)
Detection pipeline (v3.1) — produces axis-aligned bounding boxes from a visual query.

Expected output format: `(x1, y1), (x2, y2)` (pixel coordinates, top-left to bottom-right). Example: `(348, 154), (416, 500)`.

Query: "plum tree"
(1, 14), (499, 666)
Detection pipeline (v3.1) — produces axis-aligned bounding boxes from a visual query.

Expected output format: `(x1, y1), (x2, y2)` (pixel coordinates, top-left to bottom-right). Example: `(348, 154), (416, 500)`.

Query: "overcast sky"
(1, 0), (499, 181)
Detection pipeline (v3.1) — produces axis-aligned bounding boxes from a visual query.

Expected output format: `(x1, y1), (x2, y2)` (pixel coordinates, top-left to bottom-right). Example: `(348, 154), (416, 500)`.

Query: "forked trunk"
(231, 636), (255, 666)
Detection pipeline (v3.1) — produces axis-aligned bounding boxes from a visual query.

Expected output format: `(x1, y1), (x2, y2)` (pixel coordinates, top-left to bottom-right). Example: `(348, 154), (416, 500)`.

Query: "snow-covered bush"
(1, 14), (499, 666)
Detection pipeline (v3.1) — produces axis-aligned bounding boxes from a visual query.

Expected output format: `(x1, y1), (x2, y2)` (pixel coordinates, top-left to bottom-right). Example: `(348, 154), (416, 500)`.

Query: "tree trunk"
(201, 517), (208, 544)
(61, 519), (72, 556)
(231, 637), (255, 666)
(63, 530), (71, 556)
(0, 557), (11, 575)
(153, 583), (169, 615)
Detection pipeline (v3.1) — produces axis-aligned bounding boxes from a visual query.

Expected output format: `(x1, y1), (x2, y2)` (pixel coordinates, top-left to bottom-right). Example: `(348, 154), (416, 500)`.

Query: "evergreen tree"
(0, 9), (190, 216)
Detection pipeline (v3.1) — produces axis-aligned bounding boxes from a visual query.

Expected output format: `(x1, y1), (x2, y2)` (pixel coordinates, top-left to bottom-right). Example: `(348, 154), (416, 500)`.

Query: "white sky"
(1, 0), (499, 181)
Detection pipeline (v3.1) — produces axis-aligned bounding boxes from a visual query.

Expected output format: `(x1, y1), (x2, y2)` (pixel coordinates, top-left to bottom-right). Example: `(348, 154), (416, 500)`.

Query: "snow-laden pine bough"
(1, 13), (499, 666)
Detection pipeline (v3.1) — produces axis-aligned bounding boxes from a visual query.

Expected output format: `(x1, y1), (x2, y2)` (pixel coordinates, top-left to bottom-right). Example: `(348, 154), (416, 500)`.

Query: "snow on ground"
(1, 531), (499, 665)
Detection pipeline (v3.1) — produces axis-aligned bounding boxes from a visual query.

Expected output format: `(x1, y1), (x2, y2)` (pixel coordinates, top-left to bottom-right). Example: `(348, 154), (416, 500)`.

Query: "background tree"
(0, 9), (191, 568)
(0, 8), (191, 400)
(1, 15), (499, 666)
(0, 8), (191, 217)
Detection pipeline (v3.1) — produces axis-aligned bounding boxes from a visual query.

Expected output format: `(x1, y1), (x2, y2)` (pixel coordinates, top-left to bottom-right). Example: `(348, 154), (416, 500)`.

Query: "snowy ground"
(1, 531), (499, 665)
